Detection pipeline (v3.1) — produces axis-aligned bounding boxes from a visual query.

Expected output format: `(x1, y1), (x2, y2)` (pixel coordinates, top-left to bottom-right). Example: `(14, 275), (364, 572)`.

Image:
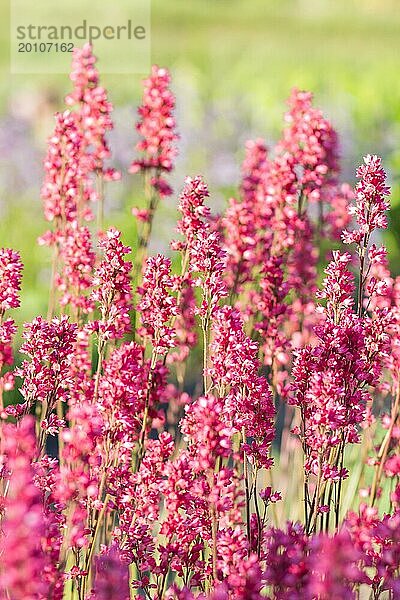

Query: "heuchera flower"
(181, 395), (234, 471)
(307, 530), (367, 599)
(190, 229), (228, 317)
(3, 45), (400, 599)
(12, 315), (77, 418)
(0, 248), (22, 396)
(66, 43), (119, 180)
(224, 138), (289, 303)
(91, 229), (132, 340)
(40, 110), (94, 225)
(221, 89), (341, 397)
(54, 222), (96, 314)
(250, 255), (291, 373)
(0, 417), (51, 599)
(0, 248), (23, 315)
(264, 521), (310, 598)
(129, 65), (178, 197)
(277, 88), (339, 204)
(167, 284), (198, 364)
(222, 139), (270, 292)
(209, 306), (275, 467)
(290, 156), (392, 525)
(137, 254), (178, 355)
(97, 342), (148, 445)
(291, 253), (373, 473)
(342, 154), (390, 245)
(173, 176), (211, 254)
(0, 319), (16, 370)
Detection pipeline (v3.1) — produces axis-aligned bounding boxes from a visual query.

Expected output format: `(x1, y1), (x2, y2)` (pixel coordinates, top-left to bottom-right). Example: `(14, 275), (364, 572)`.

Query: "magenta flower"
(130, 65), (178, 197)
(0, 417), (51, 599)
(167, 284), (198, 364)
(55, 222), (96, 314)
(0, 247), (23, 315)
(12, 316), (77, 420)
(190, 229), (228, 317)
(308, 531), (367, 599)
(209, 306), (275, 467)
(89, 546), (130, 600)
(181, 395), (234, 471)
(98, 341), (147, 442)
(66, 43), (118, 179)
(3, 45), (400, 599)
(173, 176), (211, 253)
(343, 154), (390, 245)
(278, 88), (339, 204)
(0, 318), (16, 370)
(222, 139), (270, 291)
(264, 521), (310, 597)
(137, 254), (178, 355)
(41, 110), (94, 225)
(91, 228), (132, 340)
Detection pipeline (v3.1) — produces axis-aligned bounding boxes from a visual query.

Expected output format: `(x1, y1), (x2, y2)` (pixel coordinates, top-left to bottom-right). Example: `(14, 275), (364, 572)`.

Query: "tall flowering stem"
(40, 110), (89, 319)
(171, 176), (210, 384)
(66, 43), (120, 231)
(192, 229), (228, 395)
(130, 66), (178, 273)
(136, 254), (177, 465)
(75, 228), (132, 593)
(41, 44), (119, 324)
(0, 418), (52, 599)
(341, 155), (391, 509)
(342, 155), (390, 316)
(10, 316), (77, 454)
(90, 228), (132, 399)
(0, 248), (22, 410)
(292, 155), (391, 533)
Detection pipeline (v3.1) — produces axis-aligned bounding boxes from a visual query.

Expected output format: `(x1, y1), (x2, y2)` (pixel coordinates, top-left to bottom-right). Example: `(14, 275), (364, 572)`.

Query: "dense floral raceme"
(129, 65), (178, 196)
(1, 45), (400, 599)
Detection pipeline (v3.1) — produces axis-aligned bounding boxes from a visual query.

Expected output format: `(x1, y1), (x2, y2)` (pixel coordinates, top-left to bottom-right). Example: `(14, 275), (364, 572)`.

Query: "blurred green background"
(0, 0), (399, 325)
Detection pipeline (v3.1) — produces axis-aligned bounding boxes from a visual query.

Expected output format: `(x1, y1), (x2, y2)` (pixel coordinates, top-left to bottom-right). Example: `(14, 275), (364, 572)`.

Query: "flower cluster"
(40, 44), (120, 326)
(291, 156), (392, 531)
(91, 228), (132, 340)
(209, 305), (275, 467)
(0, 248), (23, 315)
(2, 45), (400, 600)
(130, 65), (178, 197)
(0, 248), (22, 398)
(343, 154), (390, 245)
(40, 110), (93, 226)
(54, 223), (96, 315)
(277, 88), (339, 204)
(137, 255), (178, 355)
(0, 418), (52, 599)
(10, 316), (77, 425)
(66, 43), (119, 179)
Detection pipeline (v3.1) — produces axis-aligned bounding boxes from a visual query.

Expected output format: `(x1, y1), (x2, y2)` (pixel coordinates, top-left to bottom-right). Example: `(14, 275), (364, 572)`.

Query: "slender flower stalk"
(130, 65), (178, 271)
(136, 254), (177, 465)
(66, 42), (120, 230)
(342, 154), (390, 317)
(90, 228), (132, 398)
(291, 156), (391, 533)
